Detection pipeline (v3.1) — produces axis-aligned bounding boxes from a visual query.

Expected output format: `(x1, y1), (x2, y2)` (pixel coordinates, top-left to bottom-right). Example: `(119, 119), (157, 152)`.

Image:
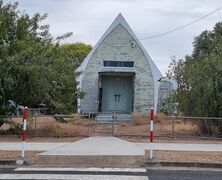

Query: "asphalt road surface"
(0, 167), (222, 180)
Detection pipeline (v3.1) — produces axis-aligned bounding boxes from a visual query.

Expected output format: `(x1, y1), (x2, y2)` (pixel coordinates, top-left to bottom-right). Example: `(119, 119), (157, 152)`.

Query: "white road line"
(15, 167), (147, 172)
(0, 174), (149, 180)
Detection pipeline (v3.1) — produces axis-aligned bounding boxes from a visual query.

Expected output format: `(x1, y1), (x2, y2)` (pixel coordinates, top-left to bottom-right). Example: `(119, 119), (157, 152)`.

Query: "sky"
(4, 0), (222, 74)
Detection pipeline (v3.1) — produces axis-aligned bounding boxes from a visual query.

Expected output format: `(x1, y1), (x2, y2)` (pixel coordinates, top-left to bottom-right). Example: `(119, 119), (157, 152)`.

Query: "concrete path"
(0, 142), (68, 151)
(40, 137), (144, 156)
(0, 138), (221, 152)
(136, 143), (222, 152)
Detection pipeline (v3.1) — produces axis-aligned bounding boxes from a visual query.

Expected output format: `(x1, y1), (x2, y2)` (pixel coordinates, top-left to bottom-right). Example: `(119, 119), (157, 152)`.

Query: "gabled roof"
(78, 13), (163, 113)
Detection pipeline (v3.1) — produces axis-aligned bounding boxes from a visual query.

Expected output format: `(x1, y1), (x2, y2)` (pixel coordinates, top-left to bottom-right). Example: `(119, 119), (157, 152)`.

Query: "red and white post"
(21, 107), (28, 159)
(150, 107), (154, 159)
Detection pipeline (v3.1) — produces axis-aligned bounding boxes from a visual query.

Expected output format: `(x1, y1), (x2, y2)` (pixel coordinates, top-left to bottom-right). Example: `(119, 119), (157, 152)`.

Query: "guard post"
(21, 107), (28, 159)
(16, 106), (28, 165)
(150, 107), (154, 159)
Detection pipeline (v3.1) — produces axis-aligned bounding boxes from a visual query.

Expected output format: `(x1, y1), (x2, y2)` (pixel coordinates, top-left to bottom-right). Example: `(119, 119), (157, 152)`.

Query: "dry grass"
(153, 151), (222, 163)
(0, 150), (221, 164)
(117, 114), (199, 138)
(0, 114), (213, 140)
(33, 116), (91, 137)
(132, 116), (148, 126)
(0, 115), (91, 138)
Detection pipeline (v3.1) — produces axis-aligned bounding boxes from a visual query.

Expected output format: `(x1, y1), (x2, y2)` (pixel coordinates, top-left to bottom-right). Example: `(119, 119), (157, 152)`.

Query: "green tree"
(0, 1), (91, 115)
(59, 43), (92, 66)
(166, 22), (222, 135)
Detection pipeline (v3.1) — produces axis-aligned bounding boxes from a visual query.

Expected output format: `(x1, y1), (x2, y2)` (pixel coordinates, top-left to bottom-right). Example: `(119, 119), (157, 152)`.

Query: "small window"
(103, 61), (134, 67)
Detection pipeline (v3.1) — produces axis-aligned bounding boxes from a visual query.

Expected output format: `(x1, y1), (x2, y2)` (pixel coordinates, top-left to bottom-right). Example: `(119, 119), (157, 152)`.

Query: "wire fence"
(0, 113), (222, 140)
(116, 115), (222, 139)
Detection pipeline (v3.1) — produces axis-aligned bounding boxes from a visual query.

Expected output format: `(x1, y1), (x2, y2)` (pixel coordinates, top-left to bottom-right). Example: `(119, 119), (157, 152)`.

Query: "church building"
(77, 13), (163, 118)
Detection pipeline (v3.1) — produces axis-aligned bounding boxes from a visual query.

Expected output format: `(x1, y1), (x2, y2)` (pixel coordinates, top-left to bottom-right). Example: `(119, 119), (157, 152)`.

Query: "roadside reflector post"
(16, 106), (28, 165)
(21, 106), (28, 159)
(150, 107), (154, 160)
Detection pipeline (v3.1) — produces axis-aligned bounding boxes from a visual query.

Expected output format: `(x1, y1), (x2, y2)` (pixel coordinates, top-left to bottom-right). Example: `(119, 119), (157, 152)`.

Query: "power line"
(137, 6), (222, 41)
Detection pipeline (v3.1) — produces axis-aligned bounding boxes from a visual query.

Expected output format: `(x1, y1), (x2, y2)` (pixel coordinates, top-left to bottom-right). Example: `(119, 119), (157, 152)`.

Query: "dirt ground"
(0, 151), (42, 164)
(153, 151), (222, 163)
(0, 150), (221, 164)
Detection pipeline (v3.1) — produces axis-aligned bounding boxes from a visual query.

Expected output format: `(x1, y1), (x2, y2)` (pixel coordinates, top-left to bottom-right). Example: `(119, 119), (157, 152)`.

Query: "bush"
(197, 119), (222, 137)
(52, 125), (64, 137)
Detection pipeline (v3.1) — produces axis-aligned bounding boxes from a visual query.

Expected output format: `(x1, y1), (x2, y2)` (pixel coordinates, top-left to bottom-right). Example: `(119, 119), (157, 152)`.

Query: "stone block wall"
(80, 25), (154, 114)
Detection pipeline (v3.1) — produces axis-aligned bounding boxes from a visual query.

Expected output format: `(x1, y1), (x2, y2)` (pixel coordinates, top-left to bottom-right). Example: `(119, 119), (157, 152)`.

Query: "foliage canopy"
(166, 22), (222, 135)
(0, 1), (92, 116)
(167, 22), (222, 117)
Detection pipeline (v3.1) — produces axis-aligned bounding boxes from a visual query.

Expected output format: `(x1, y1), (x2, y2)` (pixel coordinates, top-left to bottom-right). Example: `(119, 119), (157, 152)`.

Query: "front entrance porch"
(98, 73), (134, 113)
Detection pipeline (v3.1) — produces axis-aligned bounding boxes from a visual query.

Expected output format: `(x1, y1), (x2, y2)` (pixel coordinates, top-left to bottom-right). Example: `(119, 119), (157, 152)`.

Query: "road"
(0, 167), (222, 180)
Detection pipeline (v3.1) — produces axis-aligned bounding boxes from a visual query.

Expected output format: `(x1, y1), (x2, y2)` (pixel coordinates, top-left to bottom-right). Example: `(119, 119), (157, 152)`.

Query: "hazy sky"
(4, 0), (222, 74)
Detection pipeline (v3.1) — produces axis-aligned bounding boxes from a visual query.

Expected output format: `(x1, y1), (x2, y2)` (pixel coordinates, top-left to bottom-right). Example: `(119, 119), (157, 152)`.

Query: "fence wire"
(0, 114), (221, 140)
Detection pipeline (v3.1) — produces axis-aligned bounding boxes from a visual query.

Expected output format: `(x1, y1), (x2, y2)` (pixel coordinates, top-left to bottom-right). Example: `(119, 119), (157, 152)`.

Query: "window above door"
(103, 61), (134, 68)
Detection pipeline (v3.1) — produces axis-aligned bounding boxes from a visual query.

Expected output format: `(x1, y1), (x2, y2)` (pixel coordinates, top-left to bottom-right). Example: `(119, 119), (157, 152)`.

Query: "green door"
(101, 76), (133, 113)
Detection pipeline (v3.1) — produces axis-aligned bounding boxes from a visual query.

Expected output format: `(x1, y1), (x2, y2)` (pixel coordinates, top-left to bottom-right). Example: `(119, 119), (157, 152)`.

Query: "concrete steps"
(96, 114), (113, 123)
(117, 114), (133, 121)
(96, 113), (132, 123)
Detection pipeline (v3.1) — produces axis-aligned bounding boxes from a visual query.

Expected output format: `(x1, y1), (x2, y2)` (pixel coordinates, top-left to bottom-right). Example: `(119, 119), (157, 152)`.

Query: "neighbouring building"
(78, 13), (172, 117)
(157, 79), (177, 114)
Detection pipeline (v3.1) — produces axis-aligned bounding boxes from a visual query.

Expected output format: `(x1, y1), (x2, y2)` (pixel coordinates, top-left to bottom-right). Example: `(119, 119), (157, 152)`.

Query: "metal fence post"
(112, 112), (115, 136)
(172, 114), (175, 139)
(88, 113), (91, 137)
(34, 112), (37, 136)
(115, 114), (118, 136)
